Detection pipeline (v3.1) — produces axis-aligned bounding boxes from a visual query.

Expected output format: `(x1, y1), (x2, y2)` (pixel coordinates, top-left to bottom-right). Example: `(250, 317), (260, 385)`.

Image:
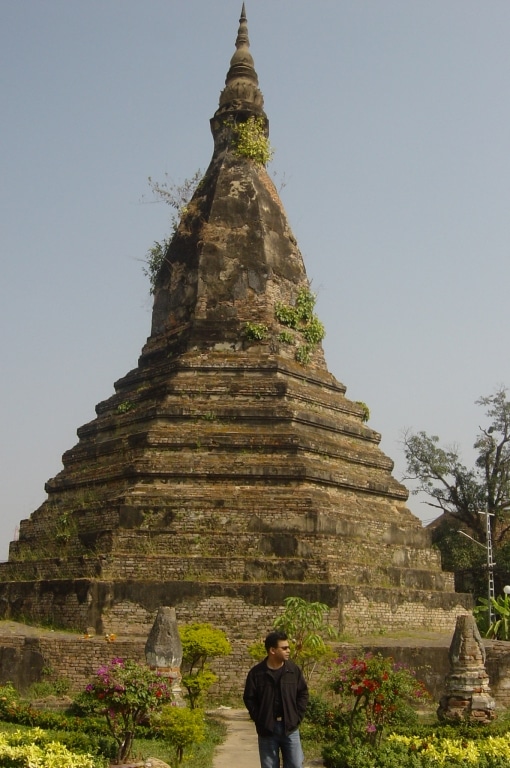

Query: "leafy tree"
(179, 623), (231, 709)
(402, 388), (510, 594)
(156, 705), (206, 763)
(474, 590), (510, 639)
(248, 597), (337, 682)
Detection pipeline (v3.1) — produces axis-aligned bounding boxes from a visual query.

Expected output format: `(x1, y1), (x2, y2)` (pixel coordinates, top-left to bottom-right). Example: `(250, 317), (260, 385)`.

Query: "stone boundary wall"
(0, 633), (146, 693)
(0, 628), (510, 710)
(485, 641), (510, 709)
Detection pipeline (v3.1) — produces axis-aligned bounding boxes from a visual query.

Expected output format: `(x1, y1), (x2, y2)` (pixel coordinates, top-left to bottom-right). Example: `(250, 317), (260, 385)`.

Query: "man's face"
(270, 640), (291, 663)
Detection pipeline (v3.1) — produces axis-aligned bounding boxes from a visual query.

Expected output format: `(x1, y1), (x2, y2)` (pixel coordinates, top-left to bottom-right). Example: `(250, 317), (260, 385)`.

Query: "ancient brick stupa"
(0, 6), (470, 638)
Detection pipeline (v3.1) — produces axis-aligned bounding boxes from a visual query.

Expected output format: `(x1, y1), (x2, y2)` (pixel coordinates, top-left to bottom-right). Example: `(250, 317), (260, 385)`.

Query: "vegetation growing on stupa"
(275, 287), (325, 365)
(231, 116), (274, 166)
(142, 171), (203, 293)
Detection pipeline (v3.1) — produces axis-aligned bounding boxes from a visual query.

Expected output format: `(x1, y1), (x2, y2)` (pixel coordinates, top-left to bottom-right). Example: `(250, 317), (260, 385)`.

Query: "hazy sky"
(2, 1), (510, 562)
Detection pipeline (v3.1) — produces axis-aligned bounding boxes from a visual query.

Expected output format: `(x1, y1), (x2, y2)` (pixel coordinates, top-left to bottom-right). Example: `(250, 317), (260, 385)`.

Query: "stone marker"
(438, 613), (496, 723)
(145, 606), (184, 705)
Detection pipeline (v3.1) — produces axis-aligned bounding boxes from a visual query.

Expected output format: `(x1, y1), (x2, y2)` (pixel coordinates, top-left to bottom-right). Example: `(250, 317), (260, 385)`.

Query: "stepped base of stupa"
(0, 577), (470, 638)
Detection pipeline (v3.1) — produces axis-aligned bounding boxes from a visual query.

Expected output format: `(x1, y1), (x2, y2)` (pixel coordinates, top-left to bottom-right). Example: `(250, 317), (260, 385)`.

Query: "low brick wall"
(0, 631), (146, 693)
(485, 641), (510, 709)
(0, 624), (509, 712)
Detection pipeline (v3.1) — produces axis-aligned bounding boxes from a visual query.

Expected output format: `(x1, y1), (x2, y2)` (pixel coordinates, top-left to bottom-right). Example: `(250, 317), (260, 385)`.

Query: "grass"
(131, 716), (227, 767)
(300, 722), (324, 762)
(0, 721), (26, 736)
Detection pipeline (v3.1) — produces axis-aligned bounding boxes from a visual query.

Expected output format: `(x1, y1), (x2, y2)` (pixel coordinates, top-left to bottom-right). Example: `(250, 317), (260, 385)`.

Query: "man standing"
(243, 630), (309, 768)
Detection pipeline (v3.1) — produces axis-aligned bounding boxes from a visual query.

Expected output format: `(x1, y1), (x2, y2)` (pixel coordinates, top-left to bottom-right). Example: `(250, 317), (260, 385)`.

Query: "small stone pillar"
(145, 606), (184, 706)
(438, 613), (496, 723)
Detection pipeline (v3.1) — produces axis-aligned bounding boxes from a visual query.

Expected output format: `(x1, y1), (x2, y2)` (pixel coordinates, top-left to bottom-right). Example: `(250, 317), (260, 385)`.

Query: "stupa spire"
(214, 4), (266, 122)
(226, 3), (256, 85)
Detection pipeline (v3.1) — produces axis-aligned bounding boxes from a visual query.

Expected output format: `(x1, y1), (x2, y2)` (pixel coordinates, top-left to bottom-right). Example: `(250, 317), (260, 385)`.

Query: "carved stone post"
(438, 613), (496, 723)
(145, 606), (184, 706)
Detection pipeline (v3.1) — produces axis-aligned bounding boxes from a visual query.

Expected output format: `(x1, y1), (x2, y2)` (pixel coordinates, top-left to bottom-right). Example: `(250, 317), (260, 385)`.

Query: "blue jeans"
(258, 721), (304, 768)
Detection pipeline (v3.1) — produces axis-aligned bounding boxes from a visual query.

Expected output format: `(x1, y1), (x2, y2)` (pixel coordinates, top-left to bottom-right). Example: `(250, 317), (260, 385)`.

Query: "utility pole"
(482, 508), (496, 626)
(458, 507), (496, 626)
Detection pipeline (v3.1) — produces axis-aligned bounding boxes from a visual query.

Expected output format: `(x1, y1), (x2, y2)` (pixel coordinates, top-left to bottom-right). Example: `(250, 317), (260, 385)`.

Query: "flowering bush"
(81, 657), (172, 763)
(330, 653), (428, 747)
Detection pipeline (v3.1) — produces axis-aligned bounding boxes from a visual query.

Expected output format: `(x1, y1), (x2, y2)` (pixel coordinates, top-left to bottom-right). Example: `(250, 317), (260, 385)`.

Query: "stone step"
(0, 553), (452, 590)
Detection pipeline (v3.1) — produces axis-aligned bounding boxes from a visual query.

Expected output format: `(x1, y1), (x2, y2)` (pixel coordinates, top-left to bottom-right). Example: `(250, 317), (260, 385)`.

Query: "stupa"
(0, 6), (471, 638)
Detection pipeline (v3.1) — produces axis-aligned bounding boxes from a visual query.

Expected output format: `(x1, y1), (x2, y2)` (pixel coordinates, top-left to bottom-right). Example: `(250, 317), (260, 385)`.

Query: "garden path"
(210, 709), (323, 768)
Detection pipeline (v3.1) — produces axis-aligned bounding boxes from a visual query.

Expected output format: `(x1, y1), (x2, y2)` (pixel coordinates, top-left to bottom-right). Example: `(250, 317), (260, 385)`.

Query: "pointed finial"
(214, 4), (266, 120)
(233, 3), (250, 63)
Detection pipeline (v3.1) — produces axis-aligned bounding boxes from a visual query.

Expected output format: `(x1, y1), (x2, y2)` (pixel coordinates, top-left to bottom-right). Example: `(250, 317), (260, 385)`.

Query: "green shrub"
(144, 240), (170, 295)
(475, 593), (510, 639)
(355, 401), (370, 423)
(295, 344), (312, 365)
(323, 737), (378, 768)
(231, 116), (273, 165)
(277, 330), (294, 345)
(0, 727), (107, 768)
(249, 599), (337, 685)
(304, 693), (338, 729)
(274, 597), (337, 682)
(181, 669), (217, 710)
(322, 722), (510, 768)
(180, 623), (231, 709)
(301, 695), (340, 752)
(388, 733), (510, 767)
(275, 288), (325, 366)
(244, 322), (269, 341)
(44, 729), (115, 761)
(27, 676), (70, 698)
(156, 705), (206, 763)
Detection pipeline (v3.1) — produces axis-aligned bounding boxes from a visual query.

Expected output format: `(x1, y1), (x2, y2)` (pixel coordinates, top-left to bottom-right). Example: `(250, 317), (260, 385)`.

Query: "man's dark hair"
(264, 630), (288, 652)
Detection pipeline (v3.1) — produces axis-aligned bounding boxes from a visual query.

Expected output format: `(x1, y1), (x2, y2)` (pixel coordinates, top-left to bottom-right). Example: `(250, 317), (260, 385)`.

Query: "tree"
(402, 387), (510, 594)
(179, 623), (231, 709)
(157, 705), (206, 763)
(249, 597), (337, 682)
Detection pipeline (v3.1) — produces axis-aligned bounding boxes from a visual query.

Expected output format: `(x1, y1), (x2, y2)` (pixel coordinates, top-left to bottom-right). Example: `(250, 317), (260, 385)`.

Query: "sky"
(2, 1), (510, 562)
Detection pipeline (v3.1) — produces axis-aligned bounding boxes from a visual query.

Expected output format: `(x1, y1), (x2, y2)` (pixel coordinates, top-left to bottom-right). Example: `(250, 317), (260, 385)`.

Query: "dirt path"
(210, 709), (323, 768)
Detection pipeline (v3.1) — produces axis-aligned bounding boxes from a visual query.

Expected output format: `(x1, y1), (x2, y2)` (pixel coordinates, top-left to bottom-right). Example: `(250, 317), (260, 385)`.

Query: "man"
(243, 630), (309, 768)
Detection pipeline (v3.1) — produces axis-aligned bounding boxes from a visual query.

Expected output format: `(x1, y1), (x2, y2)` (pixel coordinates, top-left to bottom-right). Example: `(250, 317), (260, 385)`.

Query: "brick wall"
(1, 628), (510, 711)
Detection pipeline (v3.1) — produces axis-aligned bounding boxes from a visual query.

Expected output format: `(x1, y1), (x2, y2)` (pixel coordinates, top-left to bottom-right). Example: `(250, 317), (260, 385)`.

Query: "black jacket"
(243, 658), (309, 736)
